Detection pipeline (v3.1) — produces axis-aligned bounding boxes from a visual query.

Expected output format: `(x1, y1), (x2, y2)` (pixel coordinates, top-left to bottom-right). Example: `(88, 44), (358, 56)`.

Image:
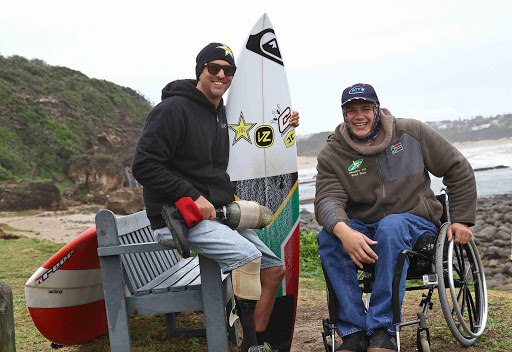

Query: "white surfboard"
(226, 15), (297, 179)
(226, 14), (300, 352)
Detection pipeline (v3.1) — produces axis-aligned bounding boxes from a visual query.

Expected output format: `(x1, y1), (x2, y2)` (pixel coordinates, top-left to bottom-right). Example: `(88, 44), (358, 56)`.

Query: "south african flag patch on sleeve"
(391, 143), (403, 154)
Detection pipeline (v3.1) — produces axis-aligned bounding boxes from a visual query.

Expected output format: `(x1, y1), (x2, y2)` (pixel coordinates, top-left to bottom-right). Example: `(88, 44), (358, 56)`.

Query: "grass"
(1, 230), (512, 351)
(0, 236), (214, 352)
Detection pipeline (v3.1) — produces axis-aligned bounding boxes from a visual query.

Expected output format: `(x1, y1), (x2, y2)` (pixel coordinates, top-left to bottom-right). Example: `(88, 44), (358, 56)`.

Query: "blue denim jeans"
(153, 219), (283, 273)
(317, 213), (437, 337)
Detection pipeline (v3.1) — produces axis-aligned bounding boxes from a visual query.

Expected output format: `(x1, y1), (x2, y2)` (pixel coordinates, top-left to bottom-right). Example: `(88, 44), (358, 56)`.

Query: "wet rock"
(488, 259), (500, 268)
(0, 180), (65, 211)
(484, 246), (508, 258)
(503, 263), (512, 276)
(495, 230), (511, 241)
(106, 187), (144, 215)
(480, 226), (497, 236)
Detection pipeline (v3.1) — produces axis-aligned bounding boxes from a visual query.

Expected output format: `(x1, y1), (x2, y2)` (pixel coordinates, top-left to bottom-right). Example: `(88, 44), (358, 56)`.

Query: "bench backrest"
(114, 210), (180, 294)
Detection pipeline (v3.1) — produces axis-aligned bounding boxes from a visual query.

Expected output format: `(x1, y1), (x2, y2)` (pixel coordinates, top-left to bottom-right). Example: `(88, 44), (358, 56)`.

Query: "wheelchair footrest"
(322, 318), (337, 352)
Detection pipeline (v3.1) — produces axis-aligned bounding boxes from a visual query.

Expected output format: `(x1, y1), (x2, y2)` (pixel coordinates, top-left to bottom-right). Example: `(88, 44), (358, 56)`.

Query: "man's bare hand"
(194, 195), (216, 220)
(447, 222), (473, 244)
(290, 110), (300, 127)
(333, 222), (379, 268)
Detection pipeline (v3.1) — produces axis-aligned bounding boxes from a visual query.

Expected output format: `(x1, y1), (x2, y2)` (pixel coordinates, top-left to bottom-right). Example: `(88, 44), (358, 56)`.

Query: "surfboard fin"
(161, 205), (191, 258)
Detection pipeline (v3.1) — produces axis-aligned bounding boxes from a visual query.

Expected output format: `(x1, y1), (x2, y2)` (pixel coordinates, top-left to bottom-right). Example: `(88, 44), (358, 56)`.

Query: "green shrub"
(299, 229), (323, 279)
(0, 54), (152, 183)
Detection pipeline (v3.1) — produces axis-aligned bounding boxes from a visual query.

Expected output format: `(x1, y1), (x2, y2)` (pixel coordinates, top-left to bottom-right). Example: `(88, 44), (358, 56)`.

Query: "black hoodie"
(132, 79), (234, 229)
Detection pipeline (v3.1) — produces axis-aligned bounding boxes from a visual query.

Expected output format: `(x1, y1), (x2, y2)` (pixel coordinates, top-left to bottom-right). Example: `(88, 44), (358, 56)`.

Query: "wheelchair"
(321, 190), (488, 352)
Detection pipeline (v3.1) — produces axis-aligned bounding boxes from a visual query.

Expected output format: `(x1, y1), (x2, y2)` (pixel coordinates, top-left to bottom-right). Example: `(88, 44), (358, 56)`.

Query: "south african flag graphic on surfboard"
(226, 13), (300, 352)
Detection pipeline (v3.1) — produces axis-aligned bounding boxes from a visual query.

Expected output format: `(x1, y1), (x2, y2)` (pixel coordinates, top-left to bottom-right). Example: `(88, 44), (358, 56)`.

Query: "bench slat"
(152, 260), (200, 294)
(138, 229), (169, 274)
(133, 232), (158, 283)
(121, 252), (145, 290)
(168, 266), (201, 292)
(129, 231), (158, 282)
(134, 257), (197, 296)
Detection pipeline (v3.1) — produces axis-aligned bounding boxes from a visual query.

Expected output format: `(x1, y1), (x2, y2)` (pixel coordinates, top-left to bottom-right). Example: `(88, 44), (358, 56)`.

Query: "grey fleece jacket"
(314, 109), (477, 233)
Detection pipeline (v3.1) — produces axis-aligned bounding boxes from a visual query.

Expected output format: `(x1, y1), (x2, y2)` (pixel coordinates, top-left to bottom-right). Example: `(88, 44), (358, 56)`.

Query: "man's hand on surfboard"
(290, 110), (300, 127)
(194, 195), (216, 220)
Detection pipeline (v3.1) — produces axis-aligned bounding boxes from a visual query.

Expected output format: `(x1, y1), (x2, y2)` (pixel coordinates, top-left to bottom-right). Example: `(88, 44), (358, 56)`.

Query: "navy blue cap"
(341, 83), (379, 106)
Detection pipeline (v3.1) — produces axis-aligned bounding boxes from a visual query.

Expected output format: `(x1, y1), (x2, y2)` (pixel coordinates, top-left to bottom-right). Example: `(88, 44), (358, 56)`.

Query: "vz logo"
(255, 125), (274, 148)
(246, 28), (283, 66)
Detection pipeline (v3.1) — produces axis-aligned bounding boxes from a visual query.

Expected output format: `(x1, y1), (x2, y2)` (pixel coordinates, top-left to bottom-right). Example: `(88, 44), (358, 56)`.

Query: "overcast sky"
(2, 0), (511, 134)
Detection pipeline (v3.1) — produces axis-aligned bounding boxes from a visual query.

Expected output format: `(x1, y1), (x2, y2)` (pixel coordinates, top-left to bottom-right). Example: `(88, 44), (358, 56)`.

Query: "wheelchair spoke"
(465, 287), (476, 332)
(455, 244), (465, 276)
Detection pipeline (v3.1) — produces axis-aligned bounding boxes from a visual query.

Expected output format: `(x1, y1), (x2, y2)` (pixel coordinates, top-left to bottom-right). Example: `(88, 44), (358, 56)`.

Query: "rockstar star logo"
(229, 112), (256, 145)
(216, 44), (234, 59)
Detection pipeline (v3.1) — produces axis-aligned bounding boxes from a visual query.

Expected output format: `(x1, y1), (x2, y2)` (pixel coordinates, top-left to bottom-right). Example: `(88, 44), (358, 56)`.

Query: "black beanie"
(195, 43), (236, 81)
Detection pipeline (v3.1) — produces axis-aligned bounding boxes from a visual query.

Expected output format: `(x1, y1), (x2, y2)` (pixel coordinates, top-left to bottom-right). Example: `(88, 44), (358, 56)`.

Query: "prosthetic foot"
(161, 205), (190, 258)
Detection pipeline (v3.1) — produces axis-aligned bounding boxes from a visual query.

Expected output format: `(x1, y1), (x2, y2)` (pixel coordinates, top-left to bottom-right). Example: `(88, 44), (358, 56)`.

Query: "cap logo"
(349, 87), (365, 94)
(216, 44), (234, 59)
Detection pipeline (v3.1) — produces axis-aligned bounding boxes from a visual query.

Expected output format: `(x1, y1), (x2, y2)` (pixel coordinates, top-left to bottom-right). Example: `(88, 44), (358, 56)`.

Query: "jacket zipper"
(376, 157), (386, 218)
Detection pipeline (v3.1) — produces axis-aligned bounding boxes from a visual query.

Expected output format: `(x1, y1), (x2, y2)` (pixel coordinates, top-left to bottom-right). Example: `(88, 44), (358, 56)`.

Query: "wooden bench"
(95, 209), (237, 352)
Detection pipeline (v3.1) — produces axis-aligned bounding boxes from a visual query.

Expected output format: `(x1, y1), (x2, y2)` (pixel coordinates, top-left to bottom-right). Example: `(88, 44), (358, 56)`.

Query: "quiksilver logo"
(246, 28), (283, 66)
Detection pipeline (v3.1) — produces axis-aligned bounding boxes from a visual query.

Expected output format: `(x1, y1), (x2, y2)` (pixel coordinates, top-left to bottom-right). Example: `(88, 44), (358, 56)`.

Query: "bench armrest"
(97, 242), (176, 257)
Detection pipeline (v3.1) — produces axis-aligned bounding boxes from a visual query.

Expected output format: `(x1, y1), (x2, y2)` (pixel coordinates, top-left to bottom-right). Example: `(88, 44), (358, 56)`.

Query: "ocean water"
(299, 140), (512, 213)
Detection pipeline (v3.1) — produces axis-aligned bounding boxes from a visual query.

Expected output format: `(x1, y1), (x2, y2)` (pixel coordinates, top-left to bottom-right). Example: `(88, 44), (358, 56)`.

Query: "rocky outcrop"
(300, 194), (512, 293)
(472, 194), (512, 292)
(68, 155), (127, 201)
(67, 129), (141, 203)
(106, 187), (144, 215)
(0, 180), (65, 211)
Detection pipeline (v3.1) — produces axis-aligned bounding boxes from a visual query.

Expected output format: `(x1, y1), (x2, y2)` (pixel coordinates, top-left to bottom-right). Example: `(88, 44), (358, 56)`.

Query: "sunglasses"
(204, 62), (236, 77)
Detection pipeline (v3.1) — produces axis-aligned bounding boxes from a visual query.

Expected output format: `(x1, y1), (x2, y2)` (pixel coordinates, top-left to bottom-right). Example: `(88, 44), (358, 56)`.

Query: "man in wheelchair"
(314, 83), (477, 352)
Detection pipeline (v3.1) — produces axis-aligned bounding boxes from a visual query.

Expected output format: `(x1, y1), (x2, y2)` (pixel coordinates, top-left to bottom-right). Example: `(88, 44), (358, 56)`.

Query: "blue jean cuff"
(338, 327), (362, 338)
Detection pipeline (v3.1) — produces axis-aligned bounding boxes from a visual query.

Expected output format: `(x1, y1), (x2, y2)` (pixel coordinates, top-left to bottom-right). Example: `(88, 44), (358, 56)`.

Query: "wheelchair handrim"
(446, 238), (488, 338)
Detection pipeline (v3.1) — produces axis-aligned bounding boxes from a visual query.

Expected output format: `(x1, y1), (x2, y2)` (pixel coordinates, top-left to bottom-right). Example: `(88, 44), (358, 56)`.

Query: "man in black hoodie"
(132, 43), (299, 352)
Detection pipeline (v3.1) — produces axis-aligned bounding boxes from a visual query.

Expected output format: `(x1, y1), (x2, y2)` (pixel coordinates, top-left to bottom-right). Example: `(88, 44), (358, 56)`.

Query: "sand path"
(0, 205), (101, 243)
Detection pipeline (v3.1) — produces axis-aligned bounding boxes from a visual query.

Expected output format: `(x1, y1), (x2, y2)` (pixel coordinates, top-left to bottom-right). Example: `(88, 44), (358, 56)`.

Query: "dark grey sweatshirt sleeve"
(314, 147), (350, 233)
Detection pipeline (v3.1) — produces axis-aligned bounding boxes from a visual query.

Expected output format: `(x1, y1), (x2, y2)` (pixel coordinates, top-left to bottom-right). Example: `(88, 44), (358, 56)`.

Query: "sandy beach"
(0, 205), (100, 244)
(297, 156), (317, 169)
(452, 137), (512, 149)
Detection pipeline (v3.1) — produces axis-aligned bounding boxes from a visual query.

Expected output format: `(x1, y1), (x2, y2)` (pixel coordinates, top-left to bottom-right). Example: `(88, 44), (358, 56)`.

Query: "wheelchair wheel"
(435, 223), (488, 346)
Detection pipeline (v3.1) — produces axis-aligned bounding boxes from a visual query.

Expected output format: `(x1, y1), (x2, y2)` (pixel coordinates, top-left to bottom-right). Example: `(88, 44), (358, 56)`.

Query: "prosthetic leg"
(233, 258), (272, 352)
